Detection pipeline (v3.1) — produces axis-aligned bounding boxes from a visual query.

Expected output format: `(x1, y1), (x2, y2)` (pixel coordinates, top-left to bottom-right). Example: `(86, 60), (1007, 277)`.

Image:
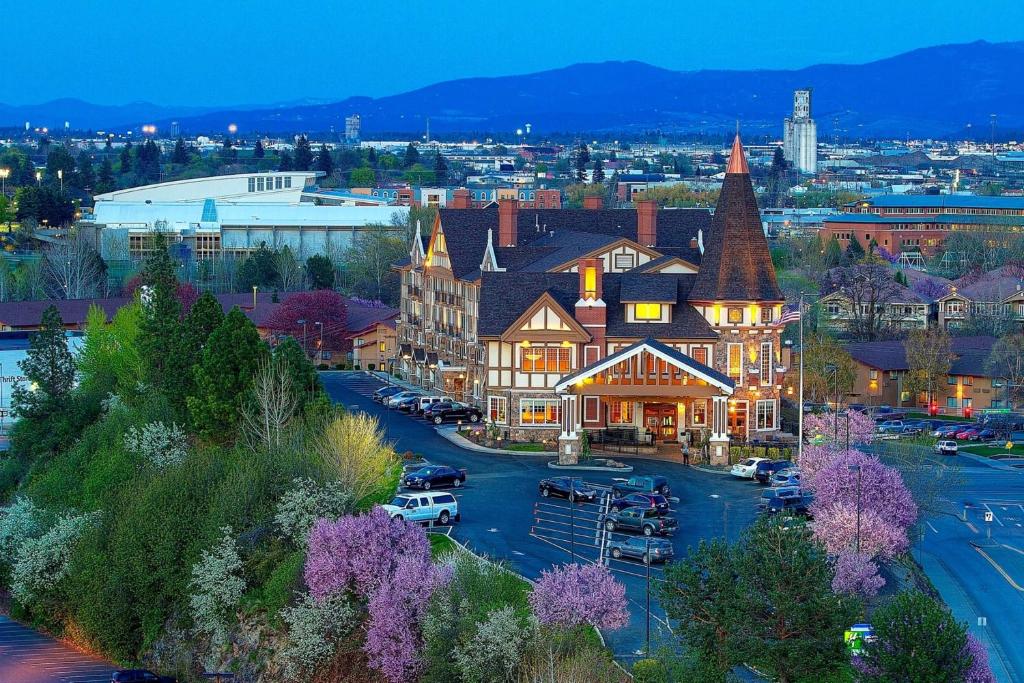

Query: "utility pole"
(569, 478), (576, 562)
(645, 536), (652, 656)
(798, 292), (805, 461)
(297, 319), (307, 357)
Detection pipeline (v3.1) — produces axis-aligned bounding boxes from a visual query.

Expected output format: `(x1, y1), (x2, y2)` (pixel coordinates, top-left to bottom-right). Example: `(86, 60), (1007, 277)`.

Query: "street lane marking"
(1000, 544), (1024, 557)
(974, 546), (1024, 592)
(983, 503), (1005, 527)
(926, 521), (939, 533)
(967, 522), (979, 533)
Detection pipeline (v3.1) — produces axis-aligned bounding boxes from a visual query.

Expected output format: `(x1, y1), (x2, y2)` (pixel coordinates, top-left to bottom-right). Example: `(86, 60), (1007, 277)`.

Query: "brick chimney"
(451, 188), (471, 209)
(637, 199), (658, 247)
(498, 199), (519, 247)
(583, 195), (604, 210)
(575, 257), (605, 362)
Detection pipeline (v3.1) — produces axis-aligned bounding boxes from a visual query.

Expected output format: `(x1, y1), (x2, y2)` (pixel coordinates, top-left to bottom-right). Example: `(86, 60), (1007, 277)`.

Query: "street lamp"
(297, 319), (307, 356)
(824, 363), (840, 442)
(57, 168), (63, 193)
(315, 321), (323, 364)
(0, 168), (9, 196)
(848, 463), (862, 553)
(35, 170), (42, 186)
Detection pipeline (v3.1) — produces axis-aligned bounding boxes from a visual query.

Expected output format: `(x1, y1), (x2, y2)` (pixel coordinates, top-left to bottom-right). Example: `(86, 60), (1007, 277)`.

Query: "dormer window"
(727, 307), (743, 325)
(583, 266), (598, 299)
(760, 307), (773, 323)
(634, 303), (662, 320)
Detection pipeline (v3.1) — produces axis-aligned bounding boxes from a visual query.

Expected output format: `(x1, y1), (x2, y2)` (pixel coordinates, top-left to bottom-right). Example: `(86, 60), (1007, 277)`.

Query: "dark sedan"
(538, 477), (598, 502)
(112, 671), (177, 683)
(393, 394), (424, 412)
(403, 465), (467, 490)
(424, 401), (484, 424)
(753, 459), (793, 484)
(609, 492), (670, 515)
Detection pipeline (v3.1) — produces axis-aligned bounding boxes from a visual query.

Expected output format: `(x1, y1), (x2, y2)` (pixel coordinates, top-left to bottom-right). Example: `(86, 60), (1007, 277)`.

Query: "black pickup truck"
(601, 507), (678, 536)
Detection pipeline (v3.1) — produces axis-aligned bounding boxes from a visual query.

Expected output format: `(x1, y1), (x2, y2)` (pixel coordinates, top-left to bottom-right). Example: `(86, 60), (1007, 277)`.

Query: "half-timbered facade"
(395, 136), (788, 463)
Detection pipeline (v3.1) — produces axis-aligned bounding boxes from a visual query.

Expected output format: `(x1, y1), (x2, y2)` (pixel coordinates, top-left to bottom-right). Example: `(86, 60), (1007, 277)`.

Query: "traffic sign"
(985, 511), (994, 523)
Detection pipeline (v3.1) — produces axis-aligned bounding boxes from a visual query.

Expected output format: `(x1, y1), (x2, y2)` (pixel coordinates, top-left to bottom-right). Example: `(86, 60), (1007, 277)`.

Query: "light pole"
(0, 168), (8, 196)
(58, 168), (63, 193)
(849, 463), (862, 553)
(315, 321), (323, 365)
(35, 170), (42, 186)
(569, 478), (576, 563)
(251, 284), (258, 309)
(825, 363), (840, 441)
(297, 319), (307, 357)
(645, 536), (652, 655)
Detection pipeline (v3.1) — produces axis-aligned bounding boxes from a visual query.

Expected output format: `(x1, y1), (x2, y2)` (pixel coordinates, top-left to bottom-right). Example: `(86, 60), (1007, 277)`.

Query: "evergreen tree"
(278, 150), (293, 172)
(75, 151), (95, 190)
(253, 139), (265, 159)
(171, 137), (189, 164)
(305, 253), (335, 290)
(11, 306), (75, 419)
(846, 234), (866, 261)
(895, 270), (908, 287)
(367, 147), (378, 166)
(592, 158), (605, 183)
(96, 158), (115, 194)
(104, 136), (113, 150)
(273, 336), (321, 407)
(119, 141), (132, 173)
(293, 136), (313, 171)
(403, 142), (420, 168)
(860, 591), (970, 683)
(823, 236), (843, 269)
(188, 307), (268, 441)
(575, 143), (590, 182)
(137, 232), (183, 396)
(316, 145), (334, 176)
(235, 242), (279, 290)
(433, 153), (448, 184)
(169, 291), (224, 417)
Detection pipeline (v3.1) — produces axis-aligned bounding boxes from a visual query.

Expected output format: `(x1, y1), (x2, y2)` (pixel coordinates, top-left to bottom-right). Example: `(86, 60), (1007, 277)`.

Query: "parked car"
(403, 465), (467, 490)
(601, 507), (678, 536)
(934, 440), (959, 455)
(424, 401), (484, 424)
(112, 671), (177, 683)
(393, 394), (424, 412)
(730, 457), (769, 479)
(381, 491), (460, 525)
(760, 493), (813, 516)
(372, 385), (405, 402)
(932, 424), (965, 438)
(402, 459), (432, 475)
(608, 537), (674, 564)
(803, 402), (830, 413)
(976, 428), (996, 440)
(770, 469), (802, 488)
(955, 427), (981, 440)
(759, 486), (803, 507)
(538, 476), (598, 502)
(877, 420), (905, 433)
(609, 492), (670, 515)
(611, 475), (671, 497)
(753, 460), (792, 484)
(386, 390), (422, 407)
(412, 396), (446, 415)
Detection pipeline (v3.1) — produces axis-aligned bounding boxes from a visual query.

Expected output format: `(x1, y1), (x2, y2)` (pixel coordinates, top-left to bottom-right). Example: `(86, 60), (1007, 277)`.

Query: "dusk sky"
(8, 0), (1024, 107)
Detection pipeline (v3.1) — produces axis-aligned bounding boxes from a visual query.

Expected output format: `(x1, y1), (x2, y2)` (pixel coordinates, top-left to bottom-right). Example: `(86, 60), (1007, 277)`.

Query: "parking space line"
(983, 503), (1005, 527)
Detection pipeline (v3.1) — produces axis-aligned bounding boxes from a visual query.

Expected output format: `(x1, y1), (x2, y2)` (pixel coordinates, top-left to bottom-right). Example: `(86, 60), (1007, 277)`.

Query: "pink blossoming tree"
(831, 550), (885, 597)
(808, 450), (918, 532)
(964, 633), (997, 683)
(803, 411), (875, 451)
(305, 508), (451, 682)
(814, 504), (908, 559)
(529, 563), (629, 630)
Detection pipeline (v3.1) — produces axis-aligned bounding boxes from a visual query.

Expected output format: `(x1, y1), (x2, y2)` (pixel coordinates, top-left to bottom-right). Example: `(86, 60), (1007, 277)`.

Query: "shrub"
(11, 511), (98, 605)
(831, 551), (885, 597)
(633, 658), (668, 683)
(188, 526), (246, 646)
(275, 478), (353, 548)
(313, 412), (399, 508)
(124, 421), (188, 468)
(0, 497), (44, 564)
(452, 605), (533, 683)
(280, 591), (356, 680)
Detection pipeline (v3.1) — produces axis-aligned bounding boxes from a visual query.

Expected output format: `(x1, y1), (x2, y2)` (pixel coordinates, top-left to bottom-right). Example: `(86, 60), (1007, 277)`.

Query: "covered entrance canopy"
(553, 337), (736, 464)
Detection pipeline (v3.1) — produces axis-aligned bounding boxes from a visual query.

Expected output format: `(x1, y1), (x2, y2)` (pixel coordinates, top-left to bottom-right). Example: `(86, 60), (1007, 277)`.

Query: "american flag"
(778, 307), (802, 325)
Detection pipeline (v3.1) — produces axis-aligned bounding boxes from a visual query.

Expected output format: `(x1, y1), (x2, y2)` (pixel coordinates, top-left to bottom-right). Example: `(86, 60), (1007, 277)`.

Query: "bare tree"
(339, 224), (407, 305)
(275, 245), (305, 292)
(42, 229), (106, 299)
(987, 334), (1024, 406)
(904, 327), (953, 406)
(241, 358), (299, 450)
(820, 264), (905, 341)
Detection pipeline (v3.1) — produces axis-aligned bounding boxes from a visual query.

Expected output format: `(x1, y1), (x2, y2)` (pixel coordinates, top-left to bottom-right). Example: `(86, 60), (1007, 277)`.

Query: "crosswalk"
(0, 616), (115, 683)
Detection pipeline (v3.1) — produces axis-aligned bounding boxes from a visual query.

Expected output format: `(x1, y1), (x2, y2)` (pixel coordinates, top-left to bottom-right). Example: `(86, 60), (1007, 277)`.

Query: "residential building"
(935, 267), (1024, 332)
(347, 317), (399, 370)
(395, 136), (788, 464)
(844, 336), (1005, 414)
(783, 89), (817, 174)
(817, 287), (931, 336)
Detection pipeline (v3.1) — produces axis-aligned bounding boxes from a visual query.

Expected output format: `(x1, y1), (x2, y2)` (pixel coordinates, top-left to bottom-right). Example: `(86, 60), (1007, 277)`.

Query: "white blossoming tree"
(124, 421), (188, 468)
(189, 526), (246, 646)
(10, 511), (98, 604)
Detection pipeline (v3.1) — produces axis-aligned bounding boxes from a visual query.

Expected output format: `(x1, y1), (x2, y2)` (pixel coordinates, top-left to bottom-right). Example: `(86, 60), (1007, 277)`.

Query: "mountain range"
(3, 40), (1023, 137)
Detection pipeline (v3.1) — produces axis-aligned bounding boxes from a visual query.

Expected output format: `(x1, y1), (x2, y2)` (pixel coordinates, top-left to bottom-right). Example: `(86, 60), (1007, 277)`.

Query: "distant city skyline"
(6, 0), (1024, 107)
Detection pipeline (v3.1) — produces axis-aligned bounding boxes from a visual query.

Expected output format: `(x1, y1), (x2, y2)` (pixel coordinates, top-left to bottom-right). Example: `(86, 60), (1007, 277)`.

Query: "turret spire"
(725, 133), (749, 174)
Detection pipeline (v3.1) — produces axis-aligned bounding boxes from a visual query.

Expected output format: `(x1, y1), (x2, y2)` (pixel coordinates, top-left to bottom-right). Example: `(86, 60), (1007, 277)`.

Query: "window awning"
(554, 337), (735, 395)
(413, 348), (426, 363)
(399, 343), (413, 359)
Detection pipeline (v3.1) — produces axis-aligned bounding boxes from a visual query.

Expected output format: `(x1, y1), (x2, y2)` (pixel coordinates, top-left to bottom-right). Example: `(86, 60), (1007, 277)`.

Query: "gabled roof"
(435, 207), (711, 280)
(844, 336), (996, 372)
(554, 337), (734, 394)
(620, 273), (677, 302)
(689, 135), (783, 303)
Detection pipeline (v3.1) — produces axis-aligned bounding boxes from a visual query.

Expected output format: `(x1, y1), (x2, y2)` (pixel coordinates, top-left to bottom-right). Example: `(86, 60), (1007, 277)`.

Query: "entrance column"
(557, 393), (581, 465)
(709, 395), (730, 466)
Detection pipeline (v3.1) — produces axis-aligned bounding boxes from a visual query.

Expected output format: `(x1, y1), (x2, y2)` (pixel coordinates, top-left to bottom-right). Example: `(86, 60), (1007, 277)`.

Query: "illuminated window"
(584, 267), (597, 298)
(488, 396), (507, 424)
(760, 307), (773, 323)
(522, 346), (570, 373)
(520, 399), (561, 426)
(756, 400), (776, 430)
(635, 303), (662, 320)
(691, 400), (707, 425)
(691, 346), (708, 366)
(727, 343), (743, 382)
(610, 401), (633, 423)
(760, 342), (773, 385)
(727, 307), (743, 324)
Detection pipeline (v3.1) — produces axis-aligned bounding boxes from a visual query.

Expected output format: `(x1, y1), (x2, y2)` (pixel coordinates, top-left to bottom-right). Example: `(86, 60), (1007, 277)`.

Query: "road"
(322, 371), (761, 661)
(0, 615), (115, 683)
(914, 453), (1024, 683)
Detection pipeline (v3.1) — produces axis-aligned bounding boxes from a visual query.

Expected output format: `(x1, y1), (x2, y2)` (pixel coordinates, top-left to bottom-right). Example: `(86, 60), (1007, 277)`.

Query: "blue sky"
(8, 0), (1024, 106)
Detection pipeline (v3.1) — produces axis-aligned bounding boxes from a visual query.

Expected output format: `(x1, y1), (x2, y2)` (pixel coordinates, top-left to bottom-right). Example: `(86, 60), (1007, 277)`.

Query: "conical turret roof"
(689, 135), (783, 302)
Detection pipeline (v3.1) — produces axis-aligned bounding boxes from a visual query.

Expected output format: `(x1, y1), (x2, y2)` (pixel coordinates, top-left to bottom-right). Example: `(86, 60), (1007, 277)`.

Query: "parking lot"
(0, 615), (115, 683)
(323, 371), (763, 659)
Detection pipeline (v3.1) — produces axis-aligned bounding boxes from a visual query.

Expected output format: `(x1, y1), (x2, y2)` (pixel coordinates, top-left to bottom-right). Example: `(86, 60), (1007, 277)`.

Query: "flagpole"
(798, 291), (805, 462)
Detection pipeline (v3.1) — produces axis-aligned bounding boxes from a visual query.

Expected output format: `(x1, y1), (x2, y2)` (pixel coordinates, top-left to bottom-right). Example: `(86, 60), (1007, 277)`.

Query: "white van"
(414, 396), (445, 414)
(382, 491), (459, 525)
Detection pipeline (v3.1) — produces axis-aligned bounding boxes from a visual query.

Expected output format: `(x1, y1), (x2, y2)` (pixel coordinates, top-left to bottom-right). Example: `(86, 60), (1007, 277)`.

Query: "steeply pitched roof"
(435, 207), (710, 280)
(689, 135), (783, 303)
(478, 272), (717, 340)
(620, 273), (677, 302)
